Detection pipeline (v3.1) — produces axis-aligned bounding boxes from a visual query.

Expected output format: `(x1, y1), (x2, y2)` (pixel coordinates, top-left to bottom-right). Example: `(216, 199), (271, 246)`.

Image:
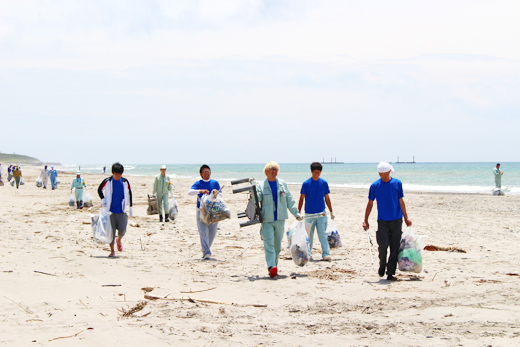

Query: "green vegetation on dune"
(0, 153), (61, 165)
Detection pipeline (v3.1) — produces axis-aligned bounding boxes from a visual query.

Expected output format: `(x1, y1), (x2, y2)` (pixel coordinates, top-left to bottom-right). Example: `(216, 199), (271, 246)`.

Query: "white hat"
(377, 162), (394, 175)
(76, 171), (81, 175)
(160, 165), (167, 169)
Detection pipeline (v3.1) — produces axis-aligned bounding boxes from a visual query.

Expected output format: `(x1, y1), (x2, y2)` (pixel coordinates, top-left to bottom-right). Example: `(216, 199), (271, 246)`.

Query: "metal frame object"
(231, 177), (263, 227)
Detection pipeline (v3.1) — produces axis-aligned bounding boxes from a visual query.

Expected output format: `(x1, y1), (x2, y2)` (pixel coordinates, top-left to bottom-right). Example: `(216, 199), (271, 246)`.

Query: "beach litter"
(35, 176), (43, 188)
(83, 189), (93, 207)
(398, 227), (423, 273)
(326, 220), (343, 248)
(68, 192), (75, 207)
(198, 190), (231, 224)
(290, 221), (311, 267)
(169, 196), (179, 220)
(118, 301), (147, 319)
(147, 194), (158, 215)
(91, 207), (113, 244)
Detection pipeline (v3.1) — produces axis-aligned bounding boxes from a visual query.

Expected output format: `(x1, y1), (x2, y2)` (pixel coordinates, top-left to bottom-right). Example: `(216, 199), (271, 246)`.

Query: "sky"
(1, 0), (519, 165)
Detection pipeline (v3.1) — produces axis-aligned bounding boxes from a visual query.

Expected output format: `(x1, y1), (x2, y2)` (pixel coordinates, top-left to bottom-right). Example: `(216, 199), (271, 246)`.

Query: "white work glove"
(331, 213), (335, 220)
(296, 215), (303, 221)
(101, 199), (107, 208)
(129, 207), (133, 218)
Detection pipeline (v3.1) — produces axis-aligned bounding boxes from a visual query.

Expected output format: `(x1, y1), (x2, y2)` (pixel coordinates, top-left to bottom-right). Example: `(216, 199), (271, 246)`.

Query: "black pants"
(376, 219), (403, 276)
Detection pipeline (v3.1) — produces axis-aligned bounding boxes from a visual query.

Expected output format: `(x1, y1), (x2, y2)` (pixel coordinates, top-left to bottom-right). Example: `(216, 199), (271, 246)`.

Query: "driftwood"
(423, 245), (466, 253)
(49, 328), (93, 342)
(144, 294), (267, 307)
(101, 284), (121, 287)
(180, 287), (216, 294)
(4, 296), (33, 314)
(34, 270), (57, 277)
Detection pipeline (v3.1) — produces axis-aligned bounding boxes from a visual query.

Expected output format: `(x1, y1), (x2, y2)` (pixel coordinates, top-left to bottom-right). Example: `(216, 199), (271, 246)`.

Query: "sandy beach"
(1, 167), (519, 346)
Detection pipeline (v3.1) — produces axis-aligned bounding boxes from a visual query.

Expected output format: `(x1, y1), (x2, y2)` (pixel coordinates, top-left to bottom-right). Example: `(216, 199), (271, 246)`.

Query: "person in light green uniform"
(493, 163), (503, 188)
(255, 161), (302, 278)
(71, 171), (86, 209)
(153, 165), (173, 222)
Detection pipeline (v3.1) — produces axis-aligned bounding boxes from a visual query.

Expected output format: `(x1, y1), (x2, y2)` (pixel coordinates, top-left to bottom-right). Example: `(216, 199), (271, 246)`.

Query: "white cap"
(76, 171), (81, 175)
(377, 162), (394, 175)
(160, 165), (167, 169)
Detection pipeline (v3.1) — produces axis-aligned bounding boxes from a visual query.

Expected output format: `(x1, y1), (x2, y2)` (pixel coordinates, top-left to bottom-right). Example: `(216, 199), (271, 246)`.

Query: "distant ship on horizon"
(322, 158), (344, 164)
(393, 156), (416, 164)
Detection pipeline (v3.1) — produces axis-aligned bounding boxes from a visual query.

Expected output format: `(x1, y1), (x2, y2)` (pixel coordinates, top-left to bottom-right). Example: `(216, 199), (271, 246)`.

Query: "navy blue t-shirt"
(191, 179), (221, 208)
(268, 180), (278, 221)
(300, 177), (330, 214)
(368, 178), (404, 221)
(110, 178), (124, 214)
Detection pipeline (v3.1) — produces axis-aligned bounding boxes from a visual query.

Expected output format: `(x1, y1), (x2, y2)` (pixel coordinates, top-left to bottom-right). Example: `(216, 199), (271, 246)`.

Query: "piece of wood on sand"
(144, 294), (267, 307)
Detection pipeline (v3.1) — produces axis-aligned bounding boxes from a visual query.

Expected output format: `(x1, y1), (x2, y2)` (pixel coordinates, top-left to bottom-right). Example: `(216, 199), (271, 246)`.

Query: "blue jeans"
(196, 210), (218, 256)
(306, 211), (330, 258)
(260, 220), (285, 269)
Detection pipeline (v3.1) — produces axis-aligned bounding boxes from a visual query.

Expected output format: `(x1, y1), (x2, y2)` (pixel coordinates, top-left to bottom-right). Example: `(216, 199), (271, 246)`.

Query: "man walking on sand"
(153, 165), (173, 222)
(493, 163), (503, 189)
(98, 162), (133, 257)
(363, 162), (412, 281)
(298, 162), (334, 262)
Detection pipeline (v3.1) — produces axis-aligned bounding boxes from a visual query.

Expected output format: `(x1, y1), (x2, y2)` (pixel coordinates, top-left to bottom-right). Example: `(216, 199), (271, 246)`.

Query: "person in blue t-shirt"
(188, 165), (221, 260)
(298, 162), (334, 261)
(98, 162), (133, 258)
(363, 162), (412, 281)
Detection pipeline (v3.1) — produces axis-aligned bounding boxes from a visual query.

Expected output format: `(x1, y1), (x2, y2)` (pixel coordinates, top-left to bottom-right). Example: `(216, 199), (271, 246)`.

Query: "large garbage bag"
(83, 189), (93, 207)
(326, 220), (343, 248)
(35, 176), (43, 188)
(290, 221), (311, 267)
(398, 227), (423, 273)
(147, 194), (158, 215)
(169, 196), (179, 220)
(198, 193), (231, 224)
(10, 180), (15, 187)
(20, 178), (25, 185)
(68, 192), (75, 207)
(285, 220), (298, 250)
(91, 207), (113, 244)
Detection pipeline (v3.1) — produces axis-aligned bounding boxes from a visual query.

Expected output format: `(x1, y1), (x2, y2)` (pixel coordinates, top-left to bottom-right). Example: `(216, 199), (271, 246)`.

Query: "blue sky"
(1, 0), (519, 165)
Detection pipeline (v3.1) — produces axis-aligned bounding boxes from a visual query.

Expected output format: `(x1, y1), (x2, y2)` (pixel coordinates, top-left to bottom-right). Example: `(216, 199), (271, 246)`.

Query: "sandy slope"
(1, 167), (519, 346)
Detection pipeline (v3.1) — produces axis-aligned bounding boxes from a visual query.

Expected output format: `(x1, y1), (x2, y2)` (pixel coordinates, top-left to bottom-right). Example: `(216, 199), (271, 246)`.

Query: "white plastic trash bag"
(91, 207), (113, 244)
(198, 193), (231, 224)
(35, 176), (43, 188)
(398, 227), (423, 273)
(83, 189), (93, 207)
(290, 221), (311, 267)
(68, 192), (75, 207)
(326, 220), (342, 248)
(285, 220), (298, 250)
(20, 178), (25, 185)
(169, 196), (179, 220)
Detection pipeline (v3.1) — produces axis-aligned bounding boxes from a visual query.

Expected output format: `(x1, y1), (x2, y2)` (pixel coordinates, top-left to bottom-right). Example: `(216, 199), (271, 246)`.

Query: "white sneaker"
(203, 254), (211, 260)
(323, 255), (332, 261)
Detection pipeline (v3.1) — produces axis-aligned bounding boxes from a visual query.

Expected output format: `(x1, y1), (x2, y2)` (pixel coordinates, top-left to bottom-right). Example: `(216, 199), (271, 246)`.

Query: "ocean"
(60, 162), (520, 195)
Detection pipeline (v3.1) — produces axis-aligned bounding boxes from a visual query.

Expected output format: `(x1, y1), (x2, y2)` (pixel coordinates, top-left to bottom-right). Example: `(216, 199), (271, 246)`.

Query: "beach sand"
(1, 167), (519, 346)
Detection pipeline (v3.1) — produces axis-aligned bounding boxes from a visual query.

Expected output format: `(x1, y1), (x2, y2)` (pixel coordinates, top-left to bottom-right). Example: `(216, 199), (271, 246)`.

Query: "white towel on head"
(377, 161), (394, 175)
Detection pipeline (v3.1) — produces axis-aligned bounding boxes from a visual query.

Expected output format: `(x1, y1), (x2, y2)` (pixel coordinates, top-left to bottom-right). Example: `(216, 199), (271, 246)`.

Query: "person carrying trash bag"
(298, 162), (334, 262)
(97, 162), (133, 257)
(363, 162), (412, 281)
(13, 165), (22, 189)
(188, 165), (222, 260)
(49, 166), (58, 190)
(71, 171), (87, 209)
(40, 165), (50, 189)
(255, 161), (302, 278)
(153, 165), (173, 222)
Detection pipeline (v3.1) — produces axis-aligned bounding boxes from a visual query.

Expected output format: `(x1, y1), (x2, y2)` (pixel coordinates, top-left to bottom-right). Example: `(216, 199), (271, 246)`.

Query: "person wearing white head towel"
(363, 162), (412, 281)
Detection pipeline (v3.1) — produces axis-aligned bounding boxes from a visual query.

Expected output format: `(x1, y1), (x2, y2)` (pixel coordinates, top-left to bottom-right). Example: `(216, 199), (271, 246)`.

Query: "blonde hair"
(264, 161), (280, 176)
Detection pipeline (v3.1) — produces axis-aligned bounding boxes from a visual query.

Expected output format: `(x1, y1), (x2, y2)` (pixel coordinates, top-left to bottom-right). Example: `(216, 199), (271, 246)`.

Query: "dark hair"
(199, 164), (210, 174)
(497, 163), (501, 166)
(310, 162), (323, 172)
(112, 162), (124, 174)
(44, 165), (47, 169)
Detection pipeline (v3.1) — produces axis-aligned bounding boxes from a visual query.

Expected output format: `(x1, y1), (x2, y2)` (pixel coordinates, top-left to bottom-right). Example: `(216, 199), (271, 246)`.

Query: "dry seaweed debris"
(118, 301), (147, 319)
(307, 267), (356, 281)
(423, 245), (466, 253)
